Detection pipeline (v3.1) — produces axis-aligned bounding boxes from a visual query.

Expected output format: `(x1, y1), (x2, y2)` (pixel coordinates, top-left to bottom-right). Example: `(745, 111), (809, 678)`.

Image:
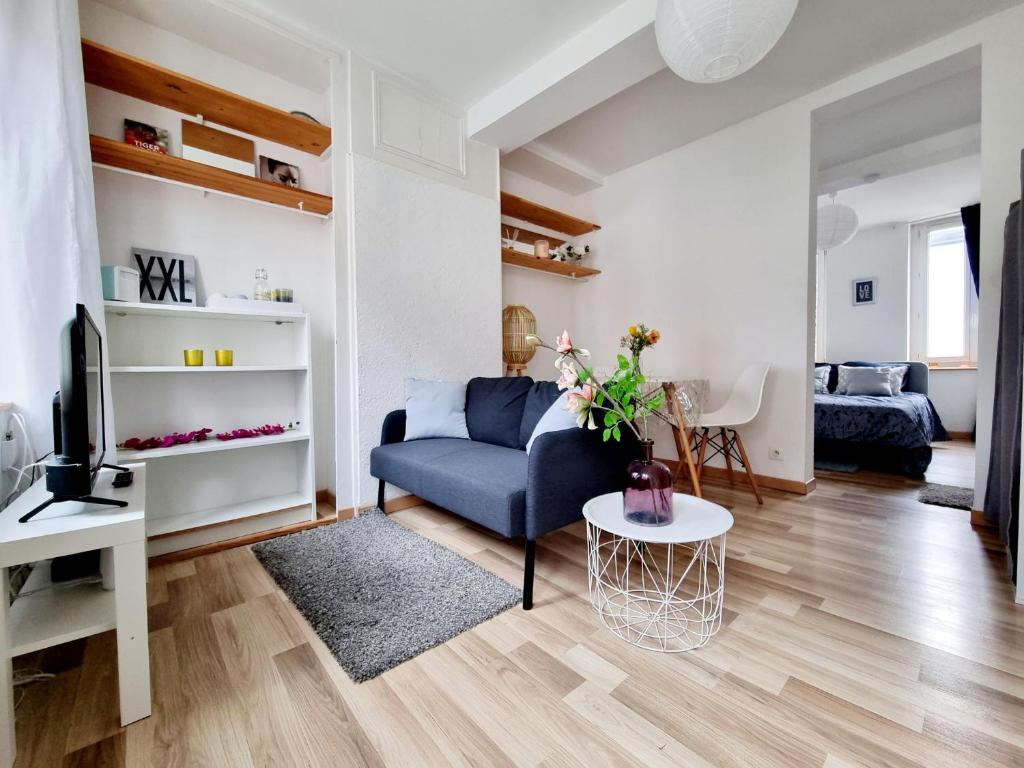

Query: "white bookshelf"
(104, 301), (316, 555)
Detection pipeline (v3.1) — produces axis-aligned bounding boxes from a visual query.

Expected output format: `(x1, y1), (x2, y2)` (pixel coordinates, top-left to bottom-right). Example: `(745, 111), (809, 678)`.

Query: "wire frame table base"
(586, 523), (727, 652)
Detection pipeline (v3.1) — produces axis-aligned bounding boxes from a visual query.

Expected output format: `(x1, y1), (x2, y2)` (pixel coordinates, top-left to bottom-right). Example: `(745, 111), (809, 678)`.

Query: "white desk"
(0, 466), (150, 768)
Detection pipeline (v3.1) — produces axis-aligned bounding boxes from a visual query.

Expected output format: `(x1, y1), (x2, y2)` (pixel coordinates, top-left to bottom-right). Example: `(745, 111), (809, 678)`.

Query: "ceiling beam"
(467, 0), (663, 151)
(818, 124), (981, 195)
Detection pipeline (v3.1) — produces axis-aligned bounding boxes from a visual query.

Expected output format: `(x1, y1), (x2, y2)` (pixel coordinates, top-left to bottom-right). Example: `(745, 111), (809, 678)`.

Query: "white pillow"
(837, 366), (893, 397)
(882, 364), (909, 394)
(525, 390), (580, 453)
(403, 379), (469, 440)
(813, 365), (830, 394)
(835, 365), (907, 396)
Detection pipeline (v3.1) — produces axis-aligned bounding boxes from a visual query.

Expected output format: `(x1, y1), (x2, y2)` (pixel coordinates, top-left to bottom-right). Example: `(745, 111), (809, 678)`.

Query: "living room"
(2, 0), (1023, 765)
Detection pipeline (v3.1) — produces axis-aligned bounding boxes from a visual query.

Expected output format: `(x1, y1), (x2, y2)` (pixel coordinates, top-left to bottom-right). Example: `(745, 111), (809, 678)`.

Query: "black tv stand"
(18, 464), (132, 523)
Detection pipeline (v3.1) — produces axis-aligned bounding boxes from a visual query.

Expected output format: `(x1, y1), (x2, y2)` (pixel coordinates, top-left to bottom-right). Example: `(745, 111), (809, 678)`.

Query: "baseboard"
(315, 488), (337, 510)
(383, 494), (427, 513)
(148, 514), (337, 565)
(947, 431), (974, 441)
(970, 509), (995, 528)
(658, 457), (814, 496)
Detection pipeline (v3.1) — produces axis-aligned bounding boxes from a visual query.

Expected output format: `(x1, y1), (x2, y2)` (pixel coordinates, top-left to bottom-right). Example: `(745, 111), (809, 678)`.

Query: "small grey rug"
(252, 508), (521, 682)
(917, 483), (974, 510)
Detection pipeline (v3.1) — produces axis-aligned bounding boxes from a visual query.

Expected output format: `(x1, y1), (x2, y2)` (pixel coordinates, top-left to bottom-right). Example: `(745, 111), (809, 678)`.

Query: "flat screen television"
(20, 303), (126, 522)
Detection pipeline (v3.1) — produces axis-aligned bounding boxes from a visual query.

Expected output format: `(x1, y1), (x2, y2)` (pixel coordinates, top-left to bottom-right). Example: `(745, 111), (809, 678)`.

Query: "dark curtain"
(983, 158), (1023, 582)
(962, 203), (981, 295)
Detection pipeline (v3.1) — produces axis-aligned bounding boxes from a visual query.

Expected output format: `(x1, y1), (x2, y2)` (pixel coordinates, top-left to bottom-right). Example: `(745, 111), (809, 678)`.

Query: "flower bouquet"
(528, 325), (676, 525)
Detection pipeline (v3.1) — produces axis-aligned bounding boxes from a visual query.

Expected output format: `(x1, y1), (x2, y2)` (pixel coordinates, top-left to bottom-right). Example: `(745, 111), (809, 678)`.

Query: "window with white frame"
(909, 216), (978, 366)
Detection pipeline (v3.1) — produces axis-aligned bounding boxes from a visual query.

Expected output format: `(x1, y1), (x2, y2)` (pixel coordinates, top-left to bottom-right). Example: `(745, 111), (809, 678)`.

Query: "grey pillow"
(525, 390), (580, 453)
(837, 366), (893, 397)
(403, 379), (469, 440)
(813, 365), (830, 394)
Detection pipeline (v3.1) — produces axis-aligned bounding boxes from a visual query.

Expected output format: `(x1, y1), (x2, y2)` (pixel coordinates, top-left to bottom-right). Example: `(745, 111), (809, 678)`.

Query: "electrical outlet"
(768, 446), (784, 461)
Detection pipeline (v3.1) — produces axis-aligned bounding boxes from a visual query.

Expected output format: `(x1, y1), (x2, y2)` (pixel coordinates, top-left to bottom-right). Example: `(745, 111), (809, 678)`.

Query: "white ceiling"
(531, 0), (1019, 180)
(93, 0), (334, 91)
(819, 154), (980, 229)
(101, 0), (626, 104)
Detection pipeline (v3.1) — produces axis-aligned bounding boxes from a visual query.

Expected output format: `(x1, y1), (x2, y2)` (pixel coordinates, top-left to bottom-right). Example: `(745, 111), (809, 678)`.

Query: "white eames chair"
(695, 363), (770, 504)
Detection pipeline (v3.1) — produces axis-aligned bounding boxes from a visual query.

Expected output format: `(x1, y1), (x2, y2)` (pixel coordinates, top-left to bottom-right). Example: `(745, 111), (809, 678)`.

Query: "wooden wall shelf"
(91, 136), (333, 216)
(82, 39), (331, 156)
(501, 248), (600, 279)
(500, 192), (600, 237)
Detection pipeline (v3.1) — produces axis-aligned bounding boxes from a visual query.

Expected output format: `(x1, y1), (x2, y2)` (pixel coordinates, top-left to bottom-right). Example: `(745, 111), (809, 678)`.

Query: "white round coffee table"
(583, 492), (734, 653)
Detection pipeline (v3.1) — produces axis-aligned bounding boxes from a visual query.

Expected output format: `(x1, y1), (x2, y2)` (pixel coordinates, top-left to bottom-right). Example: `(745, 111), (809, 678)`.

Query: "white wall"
(930, 369), (978, 434)
(572, 106), (814, 483)
(824, 223), (910, 362)
(79, 2), (338, 492)
(353, 155), (500, 504)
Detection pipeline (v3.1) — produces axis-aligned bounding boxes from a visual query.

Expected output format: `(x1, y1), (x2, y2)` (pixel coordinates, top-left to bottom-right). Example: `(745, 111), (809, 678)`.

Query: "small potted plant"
(528, 324), (674, 525)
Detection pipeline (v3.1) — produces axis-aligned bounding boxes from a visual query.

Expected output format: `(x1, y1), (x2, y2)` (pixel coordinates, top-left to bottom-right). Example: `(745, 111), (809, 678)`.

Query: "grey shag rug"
(917, 483), (974, 510)
(252, 508), (521, 682)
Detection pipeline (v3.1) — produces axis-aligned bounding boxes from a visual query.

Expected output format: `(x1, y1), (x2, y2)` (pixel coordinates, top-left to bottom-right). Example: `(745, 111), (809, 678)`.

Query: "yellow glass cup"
(215, 349), (233, 366)
(183, 349), (203, 366)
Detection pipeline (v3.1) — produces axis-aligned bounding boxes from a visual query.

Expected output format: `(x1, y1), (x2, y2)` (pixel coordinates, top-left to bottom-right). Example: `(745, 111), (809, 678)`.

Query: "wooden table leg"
(0, 568), (14, 768)
(113, 541), (151, 726)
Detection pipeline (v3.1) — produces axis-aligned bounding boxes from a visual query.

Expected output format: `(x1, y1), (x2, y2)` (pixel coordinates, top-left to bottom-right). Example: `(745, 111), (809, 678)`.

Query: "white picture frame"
(852, 277), (876, 306)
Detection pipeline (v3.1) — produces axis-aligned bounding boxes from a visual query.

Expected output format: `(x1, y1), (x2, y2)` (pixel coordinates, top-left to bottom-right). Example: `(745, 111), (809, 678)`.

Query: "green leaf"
(603, 428), (611, 441)
(612, 425), (621, 441)
(617, 354), (629, 370)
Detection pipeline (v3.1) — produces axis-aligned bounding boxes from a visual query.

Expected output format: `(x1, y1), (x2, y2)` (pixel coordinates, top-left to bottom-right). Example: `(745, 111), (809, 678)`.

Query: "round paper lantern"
(816, 199), (859, 253)
(502, 305), (537, 376)
(655, 0), (799, 83)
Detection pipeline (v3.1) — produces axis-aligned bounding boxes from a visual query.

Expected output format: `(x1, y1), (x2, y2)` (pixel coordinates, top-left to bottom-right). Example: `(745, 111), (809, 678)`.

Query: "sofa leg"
(523, 539), (536, 610)
(376, 479), (385, 511)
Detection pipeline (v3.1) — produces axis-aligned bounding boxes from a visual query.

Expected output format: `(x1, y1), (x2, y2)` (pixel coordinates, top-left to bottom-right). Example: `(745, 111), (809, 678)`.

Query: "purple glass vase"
(623, 440), (674, 526)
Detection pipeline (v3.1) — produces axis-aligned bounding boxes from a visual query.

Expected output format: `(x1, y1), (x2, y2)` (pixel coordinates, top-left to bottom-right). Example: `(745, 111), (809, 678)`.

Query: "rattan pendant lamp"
(502, 305), (537, 376)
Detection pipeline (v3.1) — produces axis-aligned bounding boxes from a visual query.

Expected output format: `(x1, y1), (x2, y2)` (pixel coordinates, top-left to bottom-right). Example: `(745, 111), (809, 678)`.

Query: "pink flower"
(556, 363), (578, 390)
(567, 385), (598, 430)
(556, 330), (574, 354)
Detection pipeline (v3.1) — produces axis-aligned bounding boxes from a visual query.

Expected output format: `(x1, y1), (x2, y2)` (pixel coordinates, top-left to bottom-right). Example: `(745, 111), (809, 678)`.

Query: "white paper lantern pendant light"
(816, 193), (859, 254)
(655, 0), (799, 84)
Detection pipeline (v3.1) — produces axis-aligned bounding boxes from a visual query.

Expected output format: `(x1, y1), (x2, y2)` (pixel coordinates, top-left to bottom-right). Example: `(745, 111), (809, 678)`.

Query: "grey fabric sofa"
(370, 376), (639, 609)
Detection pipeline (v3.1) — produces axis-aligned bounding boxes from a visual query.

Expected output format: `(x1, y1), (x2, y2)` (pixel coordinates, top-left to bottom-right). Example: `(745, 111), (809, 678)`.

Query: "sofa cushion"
(371, 438), (528, 538)
(370, 438), (476, 498)
(418, 442), (528, 538)
(465, 376), (534, 449)
(404, 379), (469, 440)
(518, 381), (563, 448)
(525, 390), (580, 453)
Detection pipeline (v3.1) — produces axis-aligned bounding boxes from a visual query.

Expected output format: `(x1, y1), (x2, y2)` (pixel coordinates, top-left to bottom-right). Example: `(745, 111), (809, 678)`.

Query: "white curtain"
(0, 0), (111, 495)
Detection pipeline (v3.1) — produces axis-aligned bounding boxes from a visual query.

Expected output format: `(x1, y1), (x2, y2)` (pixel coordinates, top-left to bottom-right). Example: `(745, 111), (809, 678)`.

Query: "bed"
(814, 361), (949, 476)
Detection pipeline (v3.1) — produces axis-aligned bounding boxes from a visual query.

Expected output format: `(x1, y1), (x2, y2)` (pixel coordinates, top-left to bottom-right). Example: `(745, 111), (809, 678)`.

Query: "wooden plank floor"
(14, 442), (1024, 767)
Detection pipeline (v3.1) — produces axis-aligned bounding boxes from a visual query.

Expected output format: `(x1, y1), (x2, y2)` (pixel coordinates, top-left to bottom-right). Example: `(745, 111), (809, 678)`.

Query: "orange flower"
(648, 329), (661, 344)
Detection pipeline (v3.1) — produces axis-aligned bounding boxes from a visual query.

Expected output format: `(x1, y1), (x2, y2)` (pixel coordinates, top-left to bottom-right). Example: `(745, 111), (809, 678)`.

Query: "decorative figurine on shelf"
(552, 244), (591, 262)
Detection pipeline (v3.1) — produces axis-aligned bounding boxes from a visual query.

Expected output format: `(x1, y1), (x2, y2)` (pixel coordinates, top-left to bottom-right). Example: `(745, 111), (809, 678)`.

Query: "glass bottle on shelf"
(254, 269), (271, 301)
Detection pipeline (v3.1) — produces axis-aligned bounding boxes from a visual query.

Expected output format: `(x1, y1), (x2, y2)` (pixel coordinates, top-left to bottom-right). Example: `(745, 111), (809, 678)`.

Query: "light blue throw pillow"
(526, 390), (580, 453)
(403, 379), (469, 440)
